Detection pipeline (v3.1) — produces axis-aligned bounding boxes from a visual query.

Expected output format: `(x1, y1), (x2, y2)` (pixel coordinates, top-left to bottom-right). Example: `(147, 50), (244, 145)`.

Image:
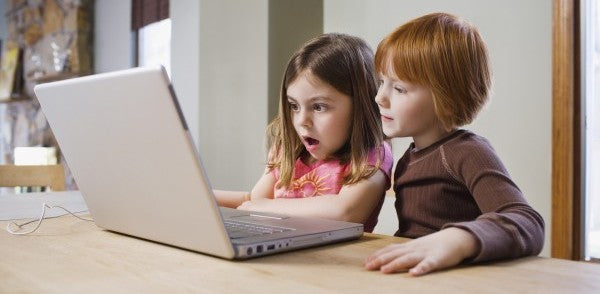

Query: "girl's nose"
(297, 109), (312, 128)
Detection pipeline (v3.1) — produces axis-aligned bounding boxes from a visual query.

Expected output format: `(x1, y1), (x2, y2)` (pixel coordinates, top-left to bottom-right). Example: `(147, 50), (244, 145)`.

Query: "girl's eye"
(313, 104), (328, 111)
(394, 86), (407, 94)
(289, 102), (299, 111)
(377, 79), (384, 87)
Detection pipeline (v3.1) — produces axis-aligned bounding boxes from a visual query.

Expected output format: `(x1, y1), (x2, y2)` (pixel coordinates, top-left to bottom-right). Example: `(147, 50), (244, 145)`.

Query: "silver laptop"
(33, 66), (363, 259)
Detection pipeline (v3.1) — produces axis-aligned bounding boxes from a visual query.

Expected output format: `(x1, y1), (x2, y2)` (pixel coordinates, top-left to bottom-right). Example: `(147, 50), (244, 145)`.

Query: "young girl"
(215, 33), (393, 232)
(365, 13), (544, 275)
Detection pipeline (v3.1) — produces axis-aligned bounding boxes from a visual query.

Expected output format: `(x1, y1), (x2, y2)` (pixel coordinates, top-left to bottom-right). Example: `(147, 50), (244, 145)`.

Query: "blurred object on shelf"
(5, 0), (93, 98)
(0, 41), (24, 102)
(0, 0), (93, 193)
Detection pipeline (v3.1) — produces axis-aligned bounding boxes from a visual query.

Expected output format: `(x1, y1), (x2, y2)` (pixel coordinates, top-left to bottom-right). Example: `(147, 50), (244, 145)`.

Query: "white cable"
(6, 203), (94, 235)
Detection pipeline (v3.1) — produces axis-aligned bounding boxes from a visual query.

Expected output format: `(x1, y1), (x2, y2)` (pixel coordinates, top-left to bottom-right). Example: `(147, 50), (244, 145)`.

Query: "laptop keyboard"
(224, 220), (293, 239)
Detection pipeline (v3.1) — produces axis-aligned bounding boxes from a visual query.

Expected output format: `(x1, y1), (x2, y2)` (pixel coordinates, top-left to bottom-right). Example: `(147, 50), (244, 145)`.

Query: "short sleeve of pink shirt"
(271, 142), (393, 199)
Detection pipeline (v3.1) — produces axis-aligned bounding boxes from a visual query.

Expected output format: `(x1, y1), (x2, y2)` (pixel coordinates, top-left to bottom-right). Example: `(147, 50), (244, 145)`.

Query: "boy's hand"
(364, 227), (479, 276)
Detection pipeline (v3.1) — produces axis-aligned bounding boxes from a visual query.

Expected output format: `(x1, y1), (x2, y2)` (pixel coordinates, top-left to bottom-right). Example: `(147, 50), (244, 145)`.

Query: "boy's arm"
(441, 141), (545, 263)
(238, 170), (387, 224)
(365, 140), (544, 276)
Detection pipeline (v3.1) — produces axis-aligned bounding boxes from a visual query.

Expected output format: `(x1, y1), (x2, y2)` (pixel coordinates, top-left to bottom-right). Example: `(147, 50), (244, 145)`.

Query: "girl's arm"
(237, 170), (387, 224)
(213, 190), (250, 208)
(214, 169), (276, 208)
(248, 170), (277, 200)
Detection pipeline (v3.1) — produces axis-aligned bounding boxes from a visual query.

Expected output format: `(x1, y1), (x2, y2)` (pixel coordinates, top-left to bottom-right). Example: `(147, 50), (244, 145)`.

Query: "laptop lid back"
(34, 67), (235, 259)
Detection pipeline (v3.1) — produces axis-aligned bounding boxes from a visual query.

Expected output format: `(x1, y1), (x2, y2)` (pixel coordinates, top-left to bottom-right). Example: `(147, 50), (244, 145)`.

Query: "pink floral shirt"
(270, 143), (393, 232)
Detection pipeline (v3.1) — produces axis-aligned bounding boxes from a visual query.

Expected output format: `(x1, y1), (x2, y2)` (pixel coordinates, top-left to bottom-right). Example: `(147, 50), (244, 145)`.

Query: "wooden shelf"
(0, 94), (29, 103)
(31, 71), (90, 84)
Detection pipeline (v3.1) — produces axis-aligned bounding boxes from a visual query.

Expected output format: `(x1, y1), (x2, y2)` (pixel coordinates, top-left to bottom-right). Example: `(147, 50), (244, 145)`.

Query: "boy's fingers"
(365, 246), (409, 270)
(365, 243), (405, 263)
(380, 253), (422, 274)
(409, 257), (438, 276)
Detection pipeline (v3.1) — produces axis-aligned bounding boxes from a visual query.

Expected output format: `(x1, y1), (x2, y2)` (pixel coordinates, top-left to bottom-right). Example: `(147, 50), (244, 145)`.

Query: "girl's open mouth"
(305, 137), (319, 145)
(303, 136), (320, 149)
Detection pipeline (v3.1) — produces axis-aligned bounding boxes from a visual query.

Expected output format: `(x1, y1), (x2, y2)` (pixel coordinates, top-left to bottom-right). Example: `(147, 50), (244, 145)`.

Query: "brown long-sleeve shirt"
(393, 129), (545, 262)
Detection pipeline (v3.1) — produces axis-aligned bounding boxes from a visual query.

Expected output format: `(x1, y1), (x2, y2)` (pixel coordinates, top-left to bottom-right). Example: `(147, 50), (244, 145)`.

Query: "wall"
(195, 0), (270, 191)
(0, 0), (6, 41)
(268, 0), (323, 120)
(94, 0), (133, 73)
(171, 0), (200, 149)
(324, 0), (552, 256)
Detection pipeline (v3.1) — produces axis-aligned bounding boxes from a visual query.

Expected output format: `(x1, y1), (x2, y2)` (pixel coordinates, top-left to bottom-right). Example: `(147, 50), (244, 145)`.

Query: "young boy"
(365, 12), (544, 276)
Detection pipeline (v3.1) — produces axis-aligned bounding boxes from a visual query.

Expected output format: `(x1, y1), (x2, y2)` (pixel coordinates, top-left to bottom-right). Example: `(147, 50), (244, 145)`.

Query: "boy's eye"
(394, 86), (407, 94)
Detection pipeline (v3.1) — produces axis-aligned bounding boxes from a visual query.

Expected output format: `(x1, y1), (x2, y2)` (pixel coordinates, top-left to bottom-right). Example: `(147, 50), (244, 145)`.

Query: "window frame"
(552, 0), (584, 260)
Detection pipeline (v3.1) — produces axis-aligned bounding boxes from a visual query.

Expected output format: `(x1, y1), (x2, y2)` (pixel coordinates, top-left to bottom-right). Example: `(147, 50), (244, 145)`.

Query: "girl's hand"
(213, 190), (251, 208)
(364, 228), (479, 276)
(237, 198), (270, 211)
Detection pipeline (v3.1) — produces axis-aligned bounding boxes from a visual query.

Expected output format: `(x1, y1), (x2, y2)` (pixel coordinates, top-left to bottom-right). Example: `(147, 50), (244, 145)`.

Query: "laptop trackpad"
(230, 213), (290, 222)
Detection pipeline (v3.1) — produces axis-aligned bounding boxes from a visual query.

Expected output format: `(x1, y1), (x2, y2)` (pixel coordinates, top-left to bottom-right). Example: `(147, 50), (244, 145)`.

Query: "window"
(584, 0), (600, 261)
(137, 18), (171, 76)
(131, 0), (170, 76)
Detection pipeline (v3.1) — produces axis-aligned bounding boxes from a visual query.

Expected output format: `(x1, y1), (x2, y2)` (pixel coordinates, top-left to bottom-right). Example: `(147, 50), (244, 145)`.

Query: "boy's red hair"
(375, 12), (492, 130)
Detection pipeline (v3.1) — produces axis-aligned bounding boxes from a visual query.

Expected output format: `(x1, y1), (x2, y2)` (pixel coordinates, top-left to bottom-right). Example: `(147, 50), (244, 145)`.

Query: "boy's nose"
(375, 91), (388, 108)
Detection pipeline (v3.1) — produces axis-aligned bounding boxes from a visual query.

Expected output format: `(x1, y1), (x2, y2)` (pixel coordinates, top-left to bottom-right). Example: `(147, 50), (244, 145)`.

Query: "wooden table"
(1, 212), (599, 293)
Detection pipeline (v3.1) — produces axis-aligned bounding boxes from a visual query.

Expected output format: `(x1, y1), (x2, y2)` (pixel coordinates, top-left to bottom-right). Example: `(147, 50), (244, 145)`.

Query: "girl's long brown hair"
(267, 33), (384, 189)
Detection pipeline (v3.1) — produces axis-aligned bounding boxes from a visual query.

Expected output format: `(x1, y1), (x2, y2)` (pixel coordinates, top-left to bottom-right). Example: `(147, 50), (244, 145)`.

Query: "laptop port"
(257, 245), (263, 253)
(267, 244), (275, 250)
